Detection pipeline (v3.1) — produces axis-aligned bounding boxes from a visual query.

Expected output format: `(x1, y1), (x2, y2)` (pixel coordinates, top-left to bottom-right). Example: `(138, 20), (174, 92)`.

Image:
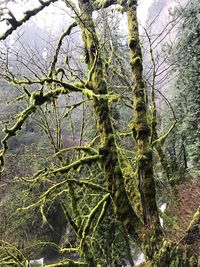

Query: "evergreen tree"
(167, 0), (200, 171)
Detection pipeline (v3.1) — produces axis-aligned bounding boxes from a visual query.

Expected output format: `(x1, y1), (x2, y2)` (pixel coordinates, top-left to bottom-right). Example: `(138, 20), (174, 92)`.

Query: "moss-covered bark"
(125, 2), (200, 266)
(1, 0), (199, 266)
(126, 1), (160, 233)
(76, 2), (200, 266)
(77, 0), (142, 243)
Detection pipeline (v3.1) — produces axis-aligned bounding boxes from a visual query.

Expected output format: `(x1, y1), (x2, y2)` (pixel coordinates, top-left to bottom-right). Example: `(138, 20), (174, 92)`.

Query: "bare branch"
(49, 21), (78, 78)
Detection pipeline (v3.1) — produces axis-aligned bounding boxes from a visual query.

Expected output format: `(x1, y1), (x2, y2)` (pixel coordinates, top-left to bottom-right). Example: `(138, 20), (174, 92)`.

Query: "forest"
(0, 0), (199, 266)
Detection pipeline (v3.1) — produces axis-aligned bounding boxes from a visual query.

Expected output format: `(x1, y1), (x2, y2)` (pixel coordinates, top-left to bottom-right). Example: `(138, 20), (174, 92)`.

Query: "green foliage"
(165, 0), (200, 173)
(0, 1), (200, 266)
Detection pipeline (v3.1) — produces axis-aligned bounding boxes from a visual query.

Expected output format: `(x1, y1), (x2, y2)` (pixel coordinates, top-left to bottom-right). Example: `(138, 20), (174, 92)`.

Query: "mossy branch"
(0, 82), (86, 172)
(17, 198), (43, 212)
(91, 196), (111, 239)
(40, 202), (54, 231)
(82, 88), (96, 99)
(44, 260), (87, 267)
(127, 1), (161, 232)
(80, 193), (110, 247)
(86, 50), (98, 85)
(142, 26), (157, 144)
(61, 202), (79, 234)
(152, 121), (177, 147)
(54, 146), (98, 157)
(60, 247), (79, 254)
(29, 244), (80, 264)
(25, 241), (79, 257)
(67, 179), (107, 192)
(105, 40), (114, 70)
(82, 89), (120, 103)
(18, 172), (106, 215)
(5, 75), (84, 93)
(0, 105), (36, 171)
(39, 177), (107, 201)
(52, 155), (100, 175)
(19, 168), (48, 184)
(4, 105), (36, 136)
(0, 241), (28, 267)
(62, 100), (87, 119)
(142, 25), (174, 180)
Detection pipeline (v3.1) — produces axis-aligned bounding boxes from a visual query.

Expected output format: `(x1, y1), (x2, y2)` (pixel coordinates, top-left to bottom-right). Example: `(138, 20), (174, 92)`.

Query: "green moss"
(108, 94), (119, 103)
(78, 0), (142, 244)
(135, 98), (146, 111)
(131, 56), (141, 66)
(73, 81), (85, 88)
(82, 88), (95, 98)
(44, 259), (87, 266)
(133, 121), (150, 139)
(152, 121), (176, 147)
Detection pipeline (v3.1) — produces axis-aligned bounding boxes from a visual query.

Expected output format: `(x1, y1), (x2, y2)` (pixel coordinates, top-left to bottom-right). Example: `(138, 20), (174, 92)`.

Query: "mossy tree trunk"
(0, 0), (199, 266)
(76, 0), (200, 266)
(77, 0), (142, 242)
(127, 1), (160, 229)
(126, 0), (163, 261)
(89, 1), (199, 266)
(125, 1), (200, 266)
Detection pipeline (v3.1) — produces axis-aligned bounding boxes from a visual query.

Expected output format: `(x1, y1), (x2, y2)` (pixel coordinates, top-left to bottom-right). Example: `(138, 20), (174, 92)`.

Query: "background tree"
(163, 0), (200, 173)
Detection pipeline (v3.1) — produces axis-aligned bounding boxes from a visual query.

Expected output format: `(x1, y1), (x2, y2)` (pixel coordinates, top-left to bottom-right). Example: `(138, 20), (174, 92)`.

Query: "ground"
(166, 175), (200, 241)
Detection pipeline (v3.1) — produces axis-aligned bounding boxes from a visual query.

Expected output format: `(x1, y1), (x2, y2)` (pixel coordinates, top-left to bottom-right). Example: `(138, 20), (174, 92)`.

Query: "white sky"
(0, 0), (155, 37)
(138, 0), (155, 25)
(4, 0), (155, 21)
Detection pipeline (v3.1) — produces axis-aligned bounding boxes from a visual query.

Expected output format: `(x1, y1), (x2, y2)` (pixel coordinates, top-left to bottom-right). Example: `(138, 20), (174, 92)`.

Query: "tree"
(164, 0), (200, 172)
(0, 0), (199, 266)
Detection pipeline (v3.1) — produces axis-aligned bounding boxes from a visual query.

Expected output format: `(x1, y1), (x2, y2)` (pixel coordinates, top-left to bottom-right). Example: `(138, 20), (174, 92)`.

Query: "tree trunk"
(77, 1), (200, 266)
(77, 0), (142, 242)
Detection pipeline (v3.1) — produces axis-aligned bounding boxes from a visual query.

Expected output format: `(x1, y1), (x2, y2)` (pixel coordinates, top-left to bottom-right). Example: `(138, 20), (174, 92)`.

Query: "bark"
(77, 0), (142, 243)
(126, 2), (200, 266)
(126, 0), (161, 238)
(1, 0), (199, 266)
(76, 1), (200, 266)
(127, 3), (159, 227)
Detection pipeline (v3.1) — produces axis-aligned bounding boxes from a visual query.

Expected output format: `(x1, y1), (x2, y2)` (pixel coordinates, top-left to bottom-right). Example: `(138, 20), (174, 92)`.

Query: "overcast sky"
(5, 0), (154, 22)
(1, 0), (155, 37)
(138, 0), (155, 24)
